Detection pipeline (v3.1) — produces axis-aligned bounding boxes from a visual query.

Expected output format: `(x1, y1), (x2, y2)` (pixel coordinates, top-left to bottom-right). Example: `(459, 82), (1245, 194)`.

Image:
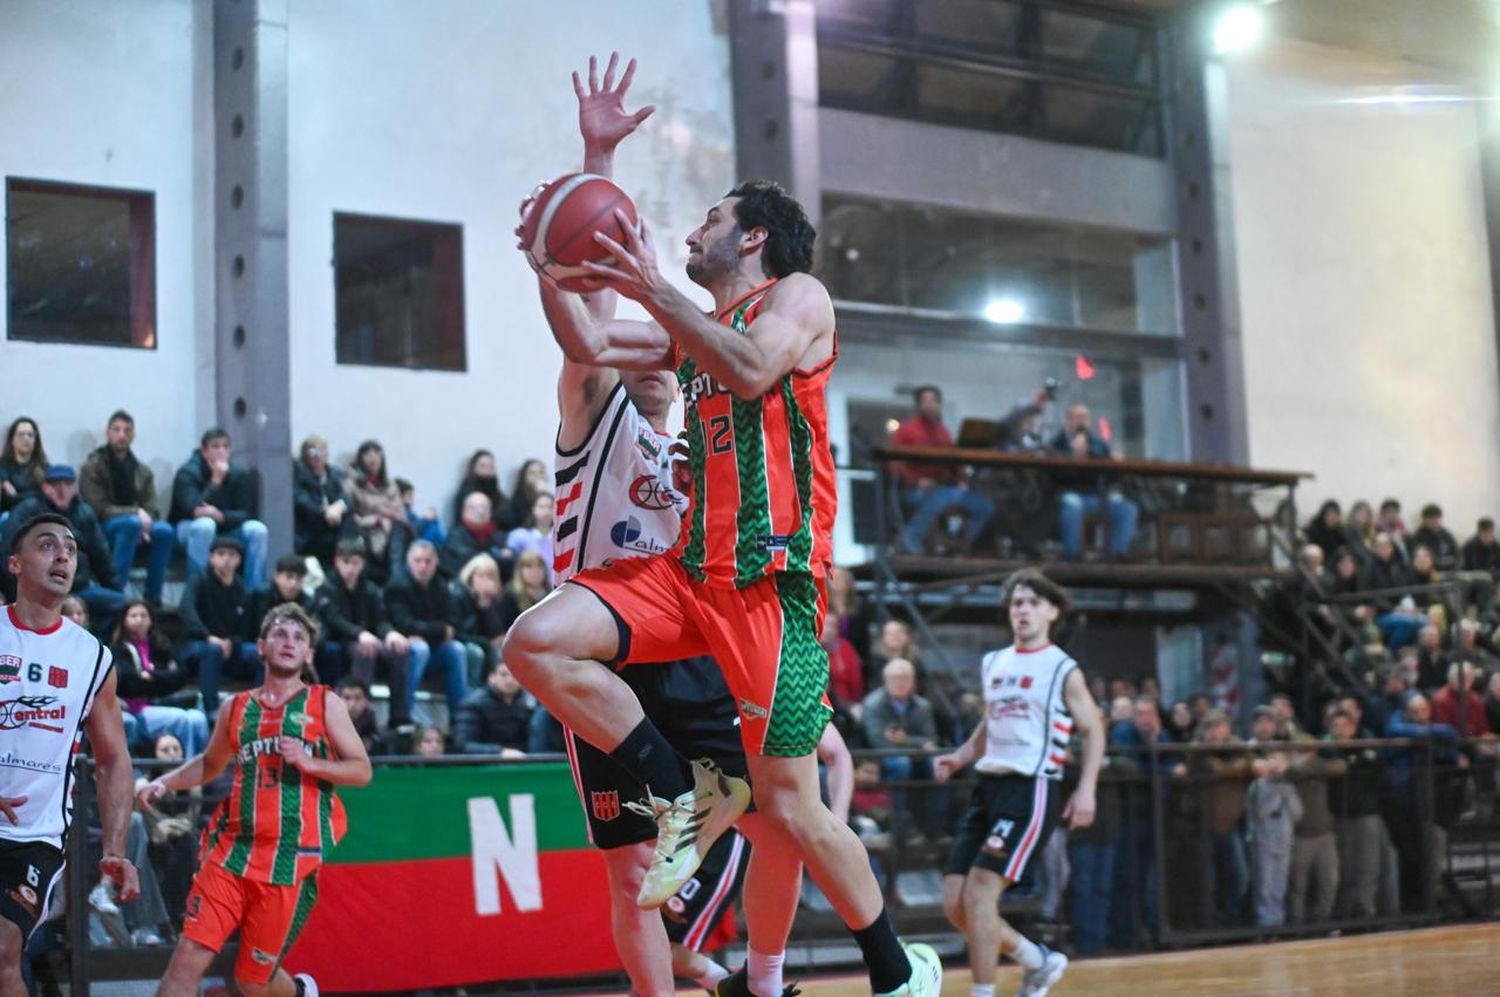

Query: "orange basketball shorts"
(181, 861), (319, 984)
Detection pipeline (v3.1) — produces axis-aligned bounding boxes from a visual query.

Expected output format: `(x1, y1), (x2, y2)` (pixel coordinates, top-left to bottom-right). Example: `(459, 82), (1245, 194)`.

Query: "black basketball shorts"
(946, 773), (1062, 883)
(659, 828), (750, 951)
(0, 838), (66, 941)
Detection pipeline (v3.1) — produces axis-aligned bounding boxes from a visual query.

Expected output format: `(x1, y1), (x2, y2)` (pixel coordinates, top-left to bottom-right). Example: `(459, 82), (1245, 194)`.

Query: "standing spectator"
(442, 492), (507, 579)
(384, 540), (468, 726)
(1245, 738), (1302, 928)
(1462, 517), (1500, 579)
(170, 427), (269, 586)
(1287, 744), (1343, 925)
(453, 659), (535, 755)
(454, 553), (509, 685)
(1107, 696), (1175, 947)
(336, 675), (389, 755)
(0, 415), (47, 519)
(1066, 745), (1120, 955)
(505, 457), (551, 534)
(317, 540), (411, 727)
(3, 466), (126, 631)
(396, 476), (445, 547)
(1410, 504), (1460, 571)
(887, 385), (993, 554)
(1383, 692), (1460, 911)
(1431, 661), (1490, 737)
(346, 440), (412, 582)
(177, 535), (256, 715)
(291, 434), (351, 569)
(1485, 671), (1500, 737)
(1190, 711), (1252, 926)
(451, 450), (513, 530)
(1323, 706), (1384, 919)
(79, 410), (175, 607)
(498, 550), (553, 631)
(503, 493), (556, 579)
(861, 658), (943, 839)
(1050, 404), (1138, 561)
(111, 599), (210, 756)
(1306, 501), (1347, 562)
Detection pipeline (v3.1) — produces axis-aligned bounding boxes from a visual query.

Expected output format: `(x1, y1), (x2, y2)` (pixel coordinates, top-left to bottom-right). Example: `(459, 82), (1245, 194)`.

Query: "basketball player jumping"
(935, 569), (1104, 997)
(506, 53), (941, 997)
(1, 513), (140, 996)
(139, 603), (371, 997)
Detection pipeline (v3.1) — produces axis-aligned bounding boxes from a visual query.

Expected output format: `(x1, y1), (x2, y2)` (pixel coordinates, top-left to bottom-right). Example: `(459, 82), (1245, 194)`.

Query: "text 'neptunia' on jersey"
(675, 279), (837, 589)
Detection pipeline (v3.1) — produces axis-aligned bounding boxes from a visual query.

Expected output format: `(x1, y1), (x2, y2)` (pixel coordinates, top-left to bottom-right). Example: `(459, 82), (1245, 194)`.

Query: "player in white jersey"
(934, 569), (1104, 997)
(0, 513), (139, 993)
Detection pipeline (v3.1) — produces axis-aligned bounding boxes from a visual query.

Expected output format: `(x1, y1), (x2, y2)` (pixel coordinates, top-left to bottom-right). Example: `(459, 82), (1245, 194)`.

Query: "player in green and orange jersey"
(138, 603), (371, 997)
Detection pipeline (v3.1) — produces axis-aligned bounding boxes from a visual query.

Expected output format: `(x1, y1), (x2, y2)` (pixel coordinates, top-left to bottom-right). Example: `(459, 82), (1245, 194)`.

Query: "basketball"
(519, 172), (638, 292)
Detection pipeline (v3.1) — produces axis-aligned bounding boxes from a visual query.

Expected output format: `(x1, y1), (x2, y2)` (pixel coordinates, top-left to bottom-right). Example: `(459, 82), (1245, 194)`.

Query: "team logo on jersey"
(0, 695), (65, 731)
(610, 517), (668, 555)
(47, 667), (67, 689)
(635, 431), (663, 461)
(682, 371), (729, 408)
(990, 674), (1033, 690)
(987, 695), (1031, 722)
(0, 655), (20, 683)
(760, 534), (792, 552)
(6, 886), (38, 918)
(591, 790), (621, 822)
(738, 698), (769, 720)
(629, 473), (678, 511)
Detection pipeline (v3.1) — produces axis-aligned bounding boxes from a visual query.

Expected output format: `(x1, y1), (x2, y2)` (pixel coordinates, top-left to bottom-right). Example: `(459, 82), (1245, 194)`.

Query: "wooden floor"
(776, 924), (1500, 996)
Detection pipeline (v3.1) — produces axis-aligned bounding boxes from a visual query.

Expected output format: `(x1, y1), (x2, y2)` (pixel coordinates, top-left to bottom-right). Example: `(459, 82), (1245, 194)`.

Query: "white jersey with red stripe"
(976, 643), (1077, 780)
(551, 381), (688, 582)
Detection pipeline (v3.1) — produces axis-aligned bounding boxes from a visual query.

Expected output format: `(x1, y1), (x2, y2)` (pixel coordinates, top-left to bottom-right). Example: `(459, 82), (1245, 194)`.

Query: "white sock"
(971, 985), (996, 997)
(695, 956), (730, 991)
(1012, 936), (1044, 970)
(747, 946), (785, 996)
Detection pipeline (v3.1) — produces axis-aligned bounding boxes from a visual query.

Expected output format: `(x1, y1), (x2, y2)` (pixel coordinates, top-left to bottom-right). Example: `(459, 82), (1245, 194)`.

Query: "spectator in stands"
(413, 724), (446, 757)
(994, 386), (1052, 454)
(1410, 504), (1460, 571)
(1431, 661), (1490, 737)
(505, 458), (551, 534)
(1108, 696), (1175, 947)
(1485, 671), (1500, 737)
(1377, 595), (1426, 651)
(860, 657), (942, 839)
(827, 565), (875, 665)
(888, 385), (993, 554)
(1322, 706), (1383, 920)
(455, 553), (509, 684)
(871, 618), (919, 680)
(178, 535), (256, 715)
(1245, 731), (1301, 928)
(139, 731), (201, 926)
(1306, 500), (1348, 562)
(384, 540), (468, 727)
(1066, 738), (1119, 955)
(821, 611), (866, 724)
(452, 450), (513, 530)
(61, 594), (88, 628)
(396, 476), (445, 547)
(336, 675), (388, 755)
(80, 410), (175, 607)
(170, 427), (269, 586)
(1360, 532), (1412, 611)
(499, 550), (552, 631)
(247, 555), (314, 625)
(1166, 700), (1195, 742)
(0, 415), (47, 520)
(1287, 741), (1342, 925)
(3, 465), (127, 632)
(1108, 695), (1133, 725)
(453, 658), (534, 755)
(1376, 499), (1409, 551)
(1408, 545), (1439, 588)
(1346, 500), (1377, 561)
(346, 440), (412, 582)
(1189, 711), (1251, 925)
(292, 434), (351, 569)
(112, 599), (210, 756)
(1051, 403), (1138, 561)
(503, 492), (556, 579)
(1268, 692), (1303, 739)
(1413, 624), (1447, 692)
(315, 540), (411, 719)
(1382, 692), (1460, 911)
(442, 491), (507, 579)
(1463, 517), (1500, 579)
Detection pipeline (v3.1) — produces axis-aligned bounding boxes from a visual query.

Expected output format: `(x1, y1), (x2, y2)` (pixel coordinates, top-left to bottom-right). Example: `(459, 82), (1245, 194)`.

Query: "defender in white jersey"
(1, 513), (138, 990)
(935, 569), (1104, 997)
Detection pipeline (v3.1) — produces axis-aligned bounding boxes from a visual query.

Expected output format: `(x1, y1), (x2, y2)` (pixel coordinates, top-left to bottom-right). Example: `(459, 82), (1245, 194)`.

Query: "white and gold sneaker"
(628, 758), (751, 909)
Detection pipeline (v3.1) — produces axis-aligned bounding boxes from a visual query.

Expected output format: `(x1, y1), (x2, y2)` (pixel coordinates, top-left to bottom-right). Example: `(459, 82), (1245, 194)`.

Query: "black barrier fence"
(27, 739), (1500, 991)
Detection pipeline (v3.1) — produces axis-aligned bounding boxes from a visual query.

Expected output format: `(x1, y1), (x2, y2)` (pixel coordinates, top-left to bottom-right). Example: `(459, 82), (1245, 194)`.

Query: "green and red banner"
(283, 762), (619, 991)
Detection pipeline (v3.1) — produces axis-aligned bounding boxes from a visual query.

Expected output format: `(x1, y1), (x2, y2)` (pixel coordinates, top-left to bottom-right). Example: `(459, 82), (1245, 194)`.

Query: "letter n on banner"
(468, 795), (541, 915)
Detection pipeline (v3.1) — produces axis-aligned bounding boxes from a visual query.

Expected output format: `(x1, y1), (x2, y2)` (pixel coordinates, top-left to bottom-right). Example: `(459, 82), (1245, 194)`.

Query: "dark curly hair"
(1000, 568), (1072, 638)
(726, 180), (815, 279)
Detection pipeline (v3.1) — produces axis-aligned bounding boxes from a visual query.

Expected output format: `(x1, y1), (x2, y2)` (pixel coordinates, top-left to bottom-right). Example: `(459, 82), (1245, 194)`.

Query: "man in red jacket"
(1431, 661), (1491, 737)
(888, 386), (992, 554)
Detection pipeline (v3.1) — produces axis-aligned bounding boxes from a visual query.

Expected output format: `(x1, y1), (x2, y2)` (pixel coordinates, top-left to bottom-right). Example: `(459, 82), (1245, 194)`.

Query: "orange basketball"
(518, 173), (638, 292)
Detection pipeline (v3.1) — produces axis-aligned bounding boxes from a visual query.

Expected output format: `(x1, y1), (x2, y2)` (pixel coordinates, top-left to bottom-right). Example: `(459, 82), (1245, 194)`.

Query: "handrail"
(873, 444), (1312, 486)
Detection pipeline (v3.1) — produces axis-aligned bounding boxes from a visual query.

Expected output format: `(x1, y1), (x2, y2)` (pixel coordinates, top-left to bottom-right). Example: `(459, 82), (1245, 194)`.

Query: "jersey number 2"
(708, 415), (733, 456)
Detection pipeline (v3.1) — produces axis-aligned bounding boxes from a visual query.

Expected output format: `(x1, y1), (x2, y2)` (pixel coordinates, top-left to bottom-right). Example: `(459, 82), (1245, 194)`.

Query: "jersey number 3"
(708, 415), (734, 456)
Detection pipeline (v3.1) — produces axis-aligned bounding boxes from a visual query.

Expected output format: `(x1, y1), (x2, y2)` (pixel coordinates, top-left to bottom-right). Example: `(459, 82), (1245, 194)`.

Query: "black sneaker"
(715, 967), (801, 997)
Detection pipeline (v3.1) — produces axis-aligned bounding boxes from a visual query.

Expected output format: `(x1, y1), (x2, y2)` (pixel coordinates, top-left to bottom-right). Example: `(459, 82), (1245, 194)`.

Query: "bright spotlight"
(1213, 4), (1264, 55)
(984, 298), (1025, 324)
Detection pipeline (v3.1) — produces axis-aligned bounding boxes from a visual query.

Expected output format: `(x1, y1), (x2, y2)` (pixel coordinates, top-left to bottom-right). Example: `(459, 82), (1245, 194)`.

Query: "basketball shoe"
(293, 974), (319, 997)
(1016, 944), (1068, 996)
(874, 941), (943, 996)
(628, 758), (751, 909)
(714, 967), (801, 996)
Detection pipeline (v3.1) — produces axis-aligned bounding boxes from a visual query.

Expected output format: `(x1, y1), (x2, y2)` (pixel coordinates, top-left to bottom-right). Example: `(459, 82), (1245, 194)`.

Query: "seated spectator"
(0, 416), (47, 523)
(137, 732), (200, 926)
(827, 564), (875, 665)
(384, 540), (468, 726)
(170, 427), (269, 586)
(346, 440), (413, 582)
(452, 449), (514, 530)
(527, 704), (566, 754)
(503, 493), (556, 580)
(112, 599), (210, 756)
(247, 555), (314, 626)
(453, 659), (535, 756)
(61, 594), (89, 628)
(1410, 504), (1460, 571)
(1409, 545), (1439, 587)
(1414, 624), (1447, 692)
(1463, 517), (1500, 578)
(1306, 500), (1348, 562)
(1361, 533), (1413, 611)
(3, 466), (126, 632)
(396, 476), (445, 547)
(869, 618), (919, 687)
(413, 724), (446, 757)
(454, 553), (509, 685)
(820, 611), (865, 723)
(860, 658), (944, 840)
(443, 492), (507, 579)
(505, 458), (551, 534)
(317, 539), (412, 726)
(499, 550), (553, 630)
(1050, 404), (1138, 560)
(79, 410), (175, 607)
(178, 535), (256, 714)
(1345, 500), (1377, 561)
(1431, 661), (1490, 737)
(1376, 595), (1426, 651)
(887, 385), (993, 554)
(292, 434), (352, 569)
(1375, 499), (1409, 555)
(336, 675), (390, 755)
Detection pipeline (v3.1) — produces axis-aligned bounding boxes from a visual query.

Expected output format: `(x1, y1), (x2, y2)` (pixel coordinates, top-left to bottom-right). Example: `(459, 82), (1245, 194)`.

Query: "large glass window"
(6, 178), (156, 348)
(334, 212), (466, 371)
(818, 195), (1178, 335)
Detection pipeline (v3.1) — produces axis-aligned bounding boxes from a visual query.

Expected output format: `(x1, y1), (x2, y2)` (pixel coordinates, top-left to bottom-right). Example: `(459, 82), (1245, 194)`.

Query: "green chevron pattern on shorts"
(274, 871), (320, 973)
(678, 355), (709, 577)
(764, 572), (832, 756)
(731, 391), (772, 586)
(780, 376), (816, 576)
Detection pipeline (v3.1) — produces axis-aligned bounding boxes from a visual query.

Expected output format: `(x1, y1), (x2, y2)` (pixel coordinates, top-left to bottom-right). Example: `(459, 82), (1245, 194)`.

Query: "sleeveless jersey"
(0, 607), (113, 849)
(976, 644), (1078, 780)
(675, 279), (838, 589)
(201, 685), (347, 885)
(552, 381), (689, 582)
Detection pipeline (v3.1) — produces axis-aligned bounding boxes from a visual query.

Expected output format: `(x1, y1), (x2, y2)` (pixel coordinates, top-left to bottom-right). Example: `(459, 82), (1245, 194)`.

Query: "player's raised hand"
(135, 780), (167, 814)
(585, 211), (662, 303)
(574, 52), (655, 153)
(99, 854), (141, 903)
(0, 795), (27, 825)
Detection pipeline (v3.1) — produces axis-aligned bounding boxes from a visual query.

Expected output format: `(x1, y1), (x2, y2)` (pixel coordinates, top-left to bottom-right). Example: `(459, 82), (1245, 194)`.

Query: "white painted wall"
(0, 0), (208, 501)
(1226, 40), (1500, 531)
(285, 0), (734, 512)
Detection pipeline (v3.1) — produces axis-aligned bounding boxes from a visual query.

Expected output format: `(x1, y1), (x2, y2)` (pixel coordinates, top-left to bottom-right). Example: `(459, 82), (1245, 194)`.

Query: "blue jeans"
(1211, 828), (1249, 925)
(182, 639), (260, 714)
(176, 517), (269, 586)
(75, 582), (127, 636)
(104, 514), (176, 601)
(126, 705), (211, 756)
(901, 485), (993, 553)
(1059, 490), (1139, 559)
(1067, 839), (1116, 954)
(407, 637), (468, 723)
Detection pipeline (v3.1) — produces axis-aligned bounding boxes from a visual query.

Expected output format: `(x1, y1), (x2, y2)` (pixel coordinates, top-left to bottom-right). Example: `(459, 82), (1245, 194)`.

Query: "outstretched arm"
(83, 670), (141, 901)
(138, 706), (236, 805)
